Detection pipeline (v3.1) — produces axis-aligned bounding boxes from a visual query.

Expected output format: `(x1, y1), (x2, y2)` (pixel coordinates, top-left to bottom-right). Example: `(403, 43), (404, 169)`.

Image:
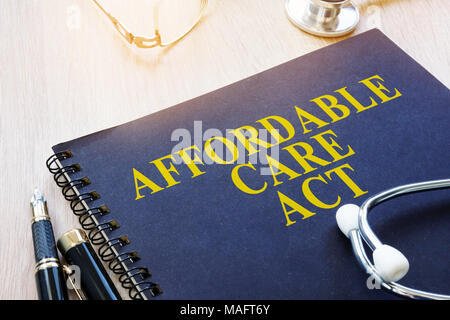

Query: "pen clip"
(63, 265), (87, 300)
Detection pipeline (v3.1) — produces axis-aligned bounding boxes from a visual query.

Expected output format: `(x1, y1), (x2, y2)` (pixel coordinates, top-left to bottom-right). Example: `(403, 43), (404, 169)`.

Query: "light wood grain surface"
(0, 0), (448, 300)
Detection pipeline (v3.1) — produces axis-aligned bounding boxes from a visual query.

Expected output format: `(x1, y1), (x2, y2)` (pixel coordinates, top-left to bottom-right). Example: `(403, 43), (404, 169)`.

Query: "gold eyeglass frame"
(92, 0), (208, 48)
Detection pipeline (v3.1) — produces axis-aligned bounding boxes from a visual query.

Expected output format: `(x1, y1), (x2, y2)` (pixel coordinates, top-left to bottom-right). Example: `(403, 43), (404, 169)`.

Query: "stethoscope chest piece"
(285, 0), (359, 37)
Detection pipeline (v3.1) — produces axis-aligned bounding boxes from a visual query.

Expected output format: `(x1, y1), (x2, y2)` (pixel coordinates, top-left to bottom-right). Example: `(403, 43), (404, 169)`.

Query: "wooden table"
(1, 0), (448, 300)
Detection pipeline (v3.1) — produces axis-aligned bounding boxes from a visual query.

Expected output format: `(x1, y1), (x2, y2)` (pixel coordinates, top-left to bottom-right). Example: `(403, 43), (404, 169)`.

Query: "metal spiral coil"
(88, 220), (119, 245)
(119, 267), (151, 288)
(53, 164), (81, 187)
(109, 251), (141, 274)
(62, 177), (91, 201)
(80, 207), (110, 230)
(98, 236), (130, 261)
(46, 151), (162, 299)
(70, 191), (100, 214)
(129, 280), (162, 299)
(119, 267), (162, 299)
(46, 151), (73, 173)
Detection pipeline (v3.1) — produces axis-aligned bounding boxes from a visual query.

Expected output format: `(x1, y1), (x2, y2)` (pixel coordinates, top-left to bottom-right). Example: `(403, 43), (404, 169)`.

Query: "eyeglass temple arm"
(91, 0), (161, 48)
(158, 0), (208, 47)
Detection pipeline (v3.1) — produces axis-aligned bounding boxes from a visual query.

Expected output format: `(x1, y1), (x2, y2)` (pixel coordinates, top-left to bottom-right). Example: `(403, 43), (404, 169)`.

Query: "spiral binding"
(46, 151), (162, 299)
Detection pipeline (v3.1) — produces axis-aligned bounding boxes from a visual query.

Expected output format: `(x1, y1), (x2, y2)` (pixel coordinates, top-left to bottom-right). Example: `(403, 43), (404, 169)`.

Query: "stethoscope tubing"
(351, 179), (450, 300)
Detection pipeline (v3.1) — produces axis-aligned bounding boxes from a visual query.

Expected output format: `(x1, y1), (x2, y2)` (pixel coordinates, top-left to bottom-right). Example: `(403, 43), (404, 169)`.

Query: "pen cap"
(57, 229), (121, 300)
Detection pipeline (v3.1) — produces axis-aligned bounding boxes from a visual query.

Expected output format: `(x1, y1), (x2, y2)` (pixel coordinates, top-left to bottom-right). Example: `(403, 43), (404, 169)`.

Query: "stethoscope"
(286, 0), (360, 37)
(335, 179), (450, 299)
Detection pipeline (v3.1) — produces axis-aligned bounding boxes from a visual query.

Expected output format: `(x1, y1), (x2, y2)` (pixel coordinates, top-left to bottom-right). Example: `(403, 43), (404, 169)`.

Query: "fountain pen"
(30, 189), (68, 300)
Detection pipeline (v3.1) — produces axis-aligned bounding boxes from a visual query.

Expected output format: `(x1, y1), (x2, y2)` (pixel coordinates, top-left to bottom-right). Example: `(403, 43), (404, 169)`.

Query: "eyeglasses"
(91, 0), (208, 48)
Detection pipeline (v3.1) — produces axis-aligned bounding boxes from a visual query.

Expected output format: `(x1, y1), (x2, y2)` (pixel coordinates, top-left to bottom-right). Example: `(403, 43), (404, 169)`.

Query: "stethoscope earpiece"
(372, 244), (409, 283)
(335, 179), (450, 300)
(285, 0), (359, 37)
(336, 203), (360, 238)
(336, 204), (409, 283)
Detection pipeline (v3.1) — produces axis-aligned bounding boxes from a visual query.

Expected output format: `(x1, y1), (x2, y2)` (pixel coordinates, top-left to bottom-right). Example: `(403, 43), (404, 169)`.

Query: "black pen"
(58, 229), (122, 300)
(30, 189), (68, 300)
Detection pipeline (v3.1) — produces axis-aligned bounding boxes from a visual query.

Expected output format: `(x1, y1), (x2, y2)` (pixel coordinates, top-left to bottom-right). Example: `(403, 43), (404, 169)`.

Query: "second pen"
(30, 189), (67, 300)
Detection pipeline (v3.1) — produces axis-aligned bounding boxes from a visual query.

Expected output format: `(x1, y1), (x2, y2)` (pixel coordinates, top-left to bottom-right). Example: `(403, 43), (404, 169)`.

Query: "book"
(47, 29), (450, 299)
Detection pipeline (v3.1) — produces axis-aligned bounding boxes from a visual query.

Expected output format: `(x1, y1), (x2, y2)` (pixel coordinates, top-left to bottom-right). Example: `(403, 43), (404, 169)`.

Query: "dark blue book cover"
(51, 29), (449, 299)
